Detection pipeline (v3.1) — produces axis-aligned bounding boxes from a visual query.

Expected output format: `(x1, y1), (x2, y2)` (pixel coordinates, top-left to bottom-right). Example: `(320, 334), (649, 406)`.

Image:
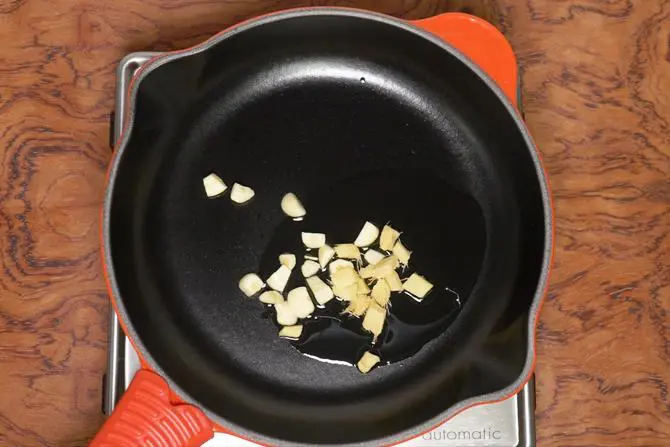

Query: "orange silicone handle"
(90, 370), (213, 447)
(411, 13), (518, 106)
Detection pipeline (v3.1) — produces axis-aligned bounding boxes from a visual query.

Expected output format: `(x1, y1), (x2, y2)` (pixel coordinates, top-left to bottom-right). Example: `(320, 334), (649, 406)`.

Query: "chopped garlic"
(364, 249), (385, 265)
(328, 259), (354, 276)
(238, 273), (264, 297)
(372, 255), (399, 279)
(275, 301), (298, 326)
(302, 232), (326, 249)
(259, 290), (283, 304)
(331, 267), (359, 289)
(203, 173), (227, 198)
(392, 240), (411, 265)
(278, 325), (303, 339)
(357, 278), (371, 295)
(357, 351), (380, 374)
(266, 265), (292, 293)
(335, 244), (361, 260)
(371, 279), (391, 307)
(379, 225), (400, 251)
(281, 193), (306, 218)
(287, 287), (315, 318)
(301, 260), (321, 278)
(385, 270), (403, 292)
(362, 302), (386, 340)
(318, 245), (335, 268)
(403, 273), (434, 299)
(278, 253), (296, 270)
(333, 283), (358, 301)
(306, 276), (334, 305)
(230, 183), (255, 204)
(344, 294), (372, 317)
(354, 221), (380, 247)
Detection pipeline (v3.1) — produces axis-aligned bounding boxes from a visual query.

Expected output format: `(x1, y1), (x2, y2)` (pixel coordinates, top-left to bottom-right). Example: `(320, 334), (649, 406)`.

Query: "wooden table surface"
(1, 0), (669, 445)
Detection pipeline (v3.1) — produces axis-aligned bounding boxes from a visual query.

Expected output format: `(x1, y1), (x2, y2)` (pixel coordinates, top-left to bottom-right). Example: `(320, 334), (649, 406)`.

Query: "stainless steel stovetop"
(103, 52), (536, 447)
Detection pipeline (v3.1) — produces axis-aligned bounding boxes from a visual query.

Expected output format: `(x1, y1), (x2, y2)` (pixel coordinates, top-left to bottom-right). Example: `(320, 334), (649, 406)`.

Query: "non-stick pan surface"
(105, 9), (550, 446)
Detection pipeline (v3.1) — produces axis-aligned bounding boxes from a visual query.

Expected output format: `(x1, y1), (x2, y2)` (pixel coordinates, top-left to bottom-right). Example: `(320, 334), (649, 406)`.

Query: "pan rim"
(102, 7), (554, 446)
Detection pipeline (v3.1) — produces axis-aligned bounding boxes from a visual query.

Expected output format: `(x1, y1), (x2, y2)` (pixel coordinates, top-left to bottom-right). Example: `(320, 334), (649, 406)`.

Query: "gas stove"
(103, 52), (536, 447)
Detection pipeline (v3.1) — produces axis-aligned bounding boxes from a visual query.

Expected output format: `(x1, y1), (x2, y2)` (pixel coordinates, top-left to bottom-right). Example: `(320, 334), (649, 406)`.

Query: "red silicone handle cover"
(90, 370), (213, 447)
(412, 13), (519, 106)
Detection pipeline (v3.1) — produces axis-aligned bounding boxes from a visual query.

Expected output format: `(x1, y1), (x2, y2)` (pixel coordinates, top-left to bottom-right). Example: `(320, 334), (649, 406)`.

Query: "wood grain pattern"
(0, 0), (668, 446)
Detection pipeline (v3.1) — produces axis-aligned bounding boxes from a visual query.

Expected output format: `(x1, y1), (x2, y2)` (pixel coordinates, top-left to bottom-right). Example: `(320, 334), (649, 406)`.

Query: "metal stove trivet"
(103, 52), (536, 447)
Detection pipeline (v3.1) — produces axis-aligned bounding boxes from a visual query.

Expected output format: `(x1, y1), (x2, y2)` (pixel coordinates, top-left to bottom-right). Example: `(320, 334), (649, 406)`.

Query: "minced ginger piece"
(278, 325), (303, 339)
(344, 294), (372, 317)
(333, 283), (358, 302)
(371, 279), (391, 307)
(403, 273), (434, 299)
(392, 240), (411, 265)
(357, 351), (380, 374)
(362, 302), (386, 340)
(335, 244), (361, 260)
(385, 270), (403, 292)
(372, 255), (399, 279)
(379, 225), (400, 251)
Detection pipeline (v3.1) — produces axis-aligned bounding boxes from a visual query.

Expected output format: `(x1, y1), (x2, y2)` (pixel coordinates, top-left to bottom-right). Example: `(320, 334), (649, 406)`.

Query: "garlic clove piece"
(379, 225), (400, 251)
(259, 290), (283, 304)
(364, 249), (385, 265)
(281, 193), (306, 218)
(266, 265), (292, 293)
(354, 221), (380, 247)
(301, 260), (321, 278)
(392, 240), (412, 265)
(287, 286), (315, 318)
(357, 351), (380, 374)
(278, 325), (303, 339)
(238, 273), (264, 297)
(403, 273), (434, 299)
(334, 244), (361, 260)
(278, 253), (296, 270)
(306, 276), (334, 305)
(203, 173), (227, 198)
(275, 301), (298, 326)
(318, 244), (335, 268)
(371, 279), (391, 307)
(230, 183), (255, 204)
(302, 232), (326, 249)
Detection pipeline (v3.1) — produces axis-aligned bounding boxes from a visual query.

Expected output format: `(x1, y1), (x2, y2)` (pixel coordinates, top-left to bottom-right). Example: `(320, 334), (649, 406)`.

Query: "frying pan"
(94, 8), (553, 447)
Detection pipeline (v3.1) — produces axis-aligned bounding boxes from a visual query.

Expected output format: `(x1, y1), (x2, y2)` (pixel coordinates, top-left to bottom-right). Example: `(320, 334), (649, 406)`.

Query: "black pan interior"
(108, 13), (546, 445)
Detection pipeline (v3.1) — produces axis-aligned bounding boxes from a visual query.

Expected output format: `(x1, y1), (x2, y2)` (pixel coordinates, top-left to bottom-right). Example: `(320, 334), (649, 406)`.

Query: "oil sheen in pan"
(259, 169), (486, 368)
